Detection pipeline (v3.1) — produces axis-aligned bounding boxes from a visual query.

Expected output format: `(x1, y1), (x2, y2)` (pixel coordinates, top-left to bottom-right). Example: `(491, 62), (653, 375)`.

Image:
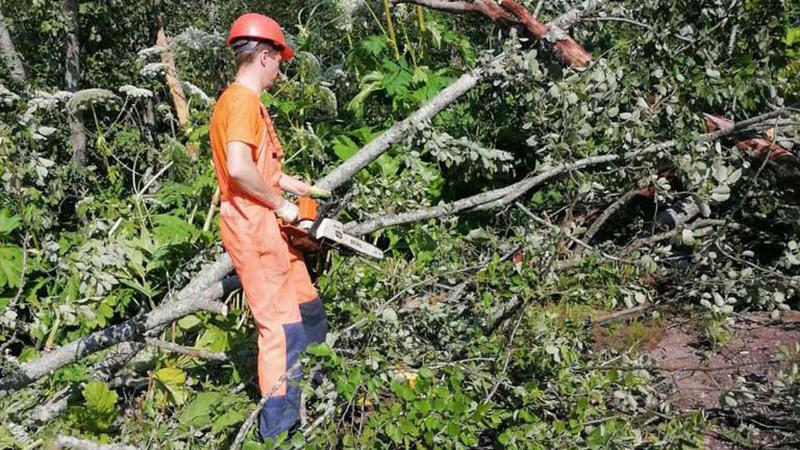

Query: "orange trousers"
(220, 199), (327, 438)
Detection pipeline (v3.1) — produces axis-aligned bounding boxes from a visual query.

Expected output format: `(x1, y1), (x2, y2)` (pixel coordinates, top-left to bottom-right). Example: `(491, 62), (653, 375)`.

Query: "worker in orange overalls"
(208, 13), (330, 439)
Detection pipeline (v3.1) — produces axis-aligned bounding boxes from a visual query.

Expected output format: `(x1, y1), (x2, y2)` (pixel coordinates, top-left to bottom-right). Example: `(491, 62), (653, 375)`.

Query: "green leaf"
(195, 325), (230, 352)
(362, 35), (387, 56)
(177, 314), (202, 330)
(0, 210), (21, 236)
(180, 392), (221, 428)
(785, 27), (800, 46)
(83, 381), (119, 414)
(382, 60), (413, 98)
(155, 367), (186, 385)
(333, 135), (359, 161)
(212, 410), (245, 434)
(155, 367), (190, 405)
(0, 246), (23, 289)
(153, 215), (198, 245)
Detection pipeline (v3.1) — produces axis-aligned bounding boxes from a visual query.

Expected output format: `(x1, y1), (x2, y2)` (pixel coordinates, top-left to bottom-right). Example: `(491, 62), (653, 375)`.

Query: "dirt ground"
(642, 311), (800, 449)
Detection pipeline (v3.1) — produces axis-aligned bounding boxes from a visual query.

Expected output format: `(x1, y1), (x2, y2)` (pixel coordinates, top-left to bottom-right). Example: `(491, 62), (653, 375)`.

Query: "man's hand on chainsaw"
(275, 199), (299, 223)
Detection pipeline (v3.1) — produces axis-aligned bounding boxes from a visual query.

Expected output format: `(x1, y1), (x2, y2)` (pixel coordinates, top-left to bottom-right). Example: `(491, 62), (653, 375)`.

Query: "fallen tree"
(0, 0), (607, 410)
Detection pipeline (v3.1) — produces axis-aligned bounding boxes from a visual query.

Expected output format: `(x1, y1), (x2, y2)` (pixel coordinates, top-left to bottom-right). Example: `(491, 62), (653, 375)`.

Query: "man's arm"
(227, 141), (286, 210)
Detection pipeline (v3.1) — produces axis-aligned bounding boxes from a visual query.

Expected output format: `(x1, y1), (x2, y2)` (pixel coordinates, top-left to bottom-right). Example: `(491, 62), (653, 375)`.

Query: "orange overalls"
(209, 83), (327, 438)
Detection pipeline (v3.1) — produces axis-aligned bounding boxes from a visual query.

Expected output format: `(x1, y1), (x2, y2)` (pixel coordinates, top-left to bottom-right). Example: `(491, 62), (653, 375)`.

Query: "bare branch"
(582, 188), (641, 244)
(144, 337), (228, 361)
(392, 0), (514, 22)
(153, 2), (190, 142)
(617, 219), (729, 256)
(396, 0), (596, 68)
(63, 0), (87, 166)
(500, 0), (592, 67)
(316, 63), (490, 191)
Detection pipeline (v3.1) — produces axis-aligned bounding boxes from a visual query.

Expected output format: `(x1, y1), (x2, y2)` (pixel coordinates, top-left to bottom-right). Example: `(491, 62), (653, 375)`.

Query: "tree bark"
(153, 0), (190, 149)
(499, 0), (593, 68)
(63, 0), (87, 166)
(0, 7), (25, 84)
(52, 436), (138, 450)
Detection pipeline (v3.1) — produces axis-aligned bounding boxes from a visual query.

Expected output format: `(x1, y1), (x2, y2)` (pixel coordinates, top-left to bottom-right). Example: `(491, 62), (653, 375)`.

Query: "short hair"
(233, 39), (280, 69)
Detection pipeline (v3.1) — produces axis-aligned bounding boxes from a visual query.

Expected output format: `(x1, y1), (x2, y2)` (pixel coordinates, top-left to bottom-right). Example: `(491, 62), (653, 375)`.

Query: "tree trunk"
(63, 0), (87, 166)
(0, 7), (25, 84)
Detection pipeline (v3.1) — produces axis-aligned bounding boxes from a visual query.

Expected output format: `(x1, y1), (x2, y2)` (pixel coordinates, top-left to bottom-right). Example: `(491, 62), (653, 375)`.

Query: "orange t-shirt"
(209, 83), (283, 204)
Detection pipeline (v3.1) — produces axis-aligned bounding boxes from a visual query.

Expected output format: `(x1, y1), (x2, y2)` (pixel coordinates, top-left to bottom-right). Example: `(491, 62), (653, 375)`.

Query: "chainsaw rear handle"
(296, 196), (318, 222)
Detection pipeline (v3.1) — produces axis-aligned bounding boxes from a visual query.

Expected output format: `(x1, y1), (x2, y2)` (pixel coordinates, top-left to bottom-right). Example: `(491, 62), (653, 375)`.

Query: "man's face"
(259, 47), (282, 88)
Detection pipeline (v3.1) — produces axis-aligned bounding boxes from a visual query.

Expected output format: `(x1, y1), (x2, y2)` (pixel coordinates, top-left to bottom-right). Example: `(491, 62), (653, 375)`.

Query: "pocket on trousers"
(253, 211), (290, 274)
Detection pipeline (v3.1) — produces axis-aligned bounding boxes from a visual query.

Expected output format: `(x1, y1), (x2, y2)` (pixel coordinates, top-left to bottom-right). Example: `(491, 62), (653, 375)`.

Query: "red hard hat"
(227, 13), (293, 61)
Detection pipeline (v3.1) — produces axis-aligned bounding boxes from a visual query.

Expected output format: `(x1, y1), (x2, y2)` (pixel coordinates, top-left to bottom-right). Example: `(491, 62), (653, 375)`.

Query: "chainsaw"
(280, 197), (383, 259)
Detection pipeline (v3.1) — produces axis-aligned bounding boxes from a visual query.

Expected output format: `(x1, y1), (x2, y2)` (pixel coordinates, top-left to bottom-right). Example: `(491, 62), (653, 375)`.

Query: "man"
(208, 13), (330, 439)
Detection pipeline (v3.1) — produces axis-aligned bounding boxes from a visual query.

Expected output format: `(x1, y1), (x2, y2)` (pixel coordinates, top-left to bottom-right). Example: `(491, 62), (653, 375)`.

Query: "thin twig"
(515, 202), (627, 263)
(484, 309), (526, 403)
(144, 337), (228, 361)
(137, 161), (174, 197)
(579, 357), (799, 373)
(582, 188), (640, 244)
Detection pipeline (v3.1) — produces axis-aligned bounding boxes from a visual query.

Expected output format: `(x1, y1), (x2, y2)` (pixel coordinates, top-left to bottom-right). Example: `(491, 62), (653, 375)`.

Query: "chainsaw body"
(281, 197), (383, 259)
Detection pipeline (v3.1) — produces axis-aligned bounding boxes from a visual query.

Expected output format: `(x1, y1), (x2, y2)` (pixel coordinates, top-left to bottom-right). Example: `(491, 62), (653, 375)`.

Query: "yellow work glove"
(308, 186), (331, 199)
(275, 200), (299, 223)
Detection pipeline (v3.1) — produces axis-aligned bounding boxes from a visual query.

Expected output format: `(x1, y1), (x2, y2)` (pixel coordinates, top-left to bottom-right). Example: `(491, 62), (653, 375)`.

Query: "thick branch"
(52, 436), (138, 450)
(500, 0), (592, 68)
(582, 188), (640, 243)
(392, 0), (513, 21)
(348, 152), (621, 235)
(0, 8), (25, 84)
(316, 63), (489, 191)
(154, 2), (190, 139)
(397, 0), (595, 68)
